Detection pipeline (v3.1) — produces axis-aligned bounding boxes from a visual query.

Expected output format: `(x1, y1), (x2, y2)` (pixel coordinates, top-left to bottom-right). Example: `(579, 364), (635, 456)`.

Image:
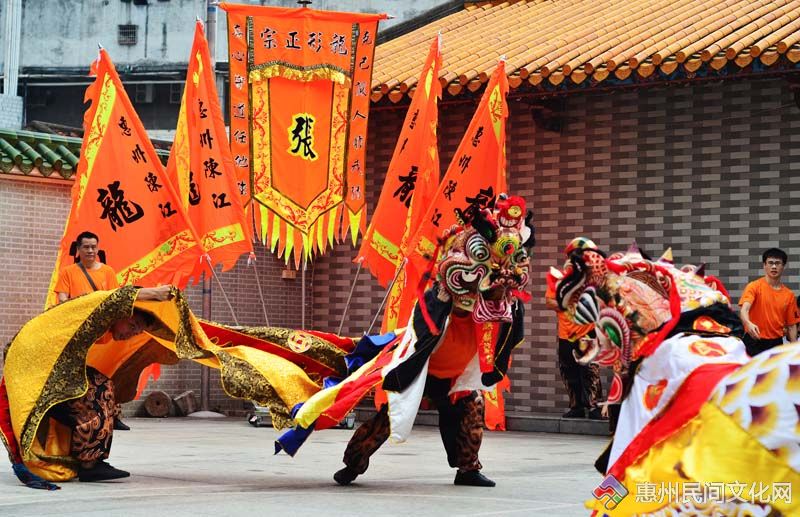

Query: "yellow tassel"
(317, 215), (326, 254)
(284, 227), (295, 265)
(348, 208), (361, 245)
(327, 208), (337, 248)
(270, 211), (280, 252)
(259, 205), (270, 245)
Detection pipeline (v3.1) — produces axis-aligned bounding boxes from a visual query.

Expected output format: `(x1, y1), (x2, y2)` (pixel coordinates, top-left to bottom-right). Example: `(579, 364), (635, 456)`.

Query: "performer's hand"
(137, 285), (174, 301)
(744, 320), (760, 339)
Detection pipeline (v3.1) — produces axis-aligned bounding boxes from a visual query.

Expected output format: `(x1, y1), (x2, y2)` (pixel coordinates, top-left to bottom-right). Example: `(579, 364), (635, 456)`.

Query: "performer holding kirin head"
(278, 194), (535, 488)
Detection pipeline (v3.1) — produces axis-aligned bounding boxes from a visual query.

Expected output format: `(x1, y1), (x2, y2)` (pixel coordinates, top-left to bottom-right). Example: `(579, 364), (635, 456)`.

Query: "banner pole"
(337, 260), (363, 335)
(366, 257), (406, 336)
(301, 260), (307, 330)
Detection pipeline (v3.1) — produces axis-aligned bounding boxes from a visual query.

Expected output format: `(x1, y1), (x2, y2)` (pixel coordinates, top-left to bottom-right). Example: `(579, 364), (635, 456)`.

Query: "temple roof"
(372, 0), (800, 102)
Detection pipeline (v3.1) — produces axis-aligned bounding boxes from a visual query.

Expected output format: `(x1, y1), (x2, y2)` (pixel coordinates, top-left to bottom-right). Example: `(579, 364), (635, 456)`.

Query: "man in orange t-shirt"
(739, 248), (800, 356)
(55, 230), (129, 431)
(55, 231), (119, 302)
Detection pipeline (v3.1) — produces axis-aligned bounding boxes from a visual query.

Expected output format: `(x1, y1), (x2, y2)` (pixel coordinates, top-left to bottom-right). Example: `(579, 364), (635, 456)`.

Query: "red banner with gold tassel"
(166, 20), (253, 278)
(221, 3), (386, 267)
(46, 49), (204, 307)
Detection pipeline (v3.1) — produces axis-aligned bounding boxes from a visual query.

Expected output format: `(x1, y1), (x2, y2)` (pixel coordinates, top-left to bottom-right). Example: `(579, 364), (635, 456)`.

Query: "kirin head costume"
(550, 241), (800, 516)
(434, 194), (533, 323)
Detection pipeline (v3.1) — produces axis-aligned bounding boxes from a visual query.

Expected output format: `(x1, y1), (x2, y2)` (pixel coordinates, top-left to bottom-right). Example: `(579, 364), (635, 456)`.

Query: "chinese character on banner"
(164, 21), (253, 277)
(222, 3), (387, 266)
(403, 59), (509, 276)
(353, 36), (442, 336)
(46, 48), (204, 307)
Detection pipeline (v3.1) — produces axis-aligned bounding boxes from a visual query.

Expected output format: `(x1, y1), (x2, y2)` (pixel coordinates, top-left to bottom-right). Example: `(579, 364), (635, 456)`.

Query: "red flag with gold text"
(221, 3), (387, 266)
(167, 21), (253, 277)
(46, 49), (204, 307)
(402, 60), (509, 276)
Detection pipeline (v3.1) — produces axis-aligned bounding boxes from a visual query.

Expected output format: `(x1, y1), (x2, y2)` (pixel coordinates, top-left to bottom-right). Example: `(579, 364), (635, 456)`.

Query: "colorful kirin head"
(435, 194), (534, 323)
(549, 242), (731, 401)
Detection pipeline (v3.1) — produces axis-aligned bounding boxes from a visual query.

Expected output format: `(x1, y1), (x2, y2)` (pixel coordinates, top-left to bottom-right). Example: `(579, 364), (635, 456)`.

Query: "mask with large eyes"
(435, 195), (532, 323)
(551, 243), (731, 368)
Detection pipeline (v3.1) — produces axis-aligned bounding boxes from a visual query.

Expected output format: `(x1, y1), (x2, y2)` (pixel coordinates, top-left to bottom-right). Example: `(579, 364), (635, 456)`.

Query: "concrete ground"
(0, 418), (608, 517)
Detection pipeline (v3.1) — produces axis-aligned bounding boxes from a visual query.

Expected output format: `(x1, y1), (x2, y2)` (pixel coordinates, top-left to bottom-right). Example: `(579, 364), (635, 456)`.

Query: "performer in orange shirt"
(546, 238), (603, 419)
(739, 248), (800, 356)
(55, 231), (119, 302)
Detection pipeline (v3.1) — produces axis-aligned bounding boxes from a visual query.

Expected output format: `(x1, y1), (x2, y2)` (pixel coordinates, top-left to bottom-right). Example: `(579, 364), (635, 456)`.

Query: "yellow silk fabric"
(4, 287), (323, 480)
(587, 403), (800, 515)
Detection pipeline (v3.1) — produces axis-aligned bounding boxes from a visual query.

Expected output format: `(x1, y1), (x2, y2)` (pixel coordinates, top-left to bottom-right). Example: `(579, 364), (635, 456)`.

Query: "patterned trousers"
(51, 367), (119, 463)
(343, 375), (484, 475)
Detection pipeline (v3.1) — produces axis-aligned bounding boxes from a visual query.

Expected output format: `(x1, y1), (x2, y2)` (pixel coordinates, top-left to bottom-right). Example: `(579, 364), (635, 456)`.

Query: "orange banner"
(362, 37), (442, 332)
(357, 37), (442, 287)
(46, 50), (204, 307)
(221, 3), (387, 267)
(167, 21), (253, 277)
(403, 60), (509, 277)
(342, 19), (380, 244)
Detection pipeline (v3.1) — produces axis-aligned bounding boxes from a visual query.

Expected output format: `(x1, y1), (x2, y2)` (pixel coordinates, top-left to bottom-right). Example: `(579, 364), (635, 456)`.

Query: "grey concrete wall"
(1, 0), (451, 71)
(0, 94), (23, 128)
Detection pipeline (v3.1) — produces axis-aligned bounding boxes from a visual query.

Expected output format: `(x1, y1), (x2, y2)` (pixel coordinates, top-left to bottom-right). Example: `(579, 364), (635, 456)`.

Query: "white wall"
(2, 0), (452, 70)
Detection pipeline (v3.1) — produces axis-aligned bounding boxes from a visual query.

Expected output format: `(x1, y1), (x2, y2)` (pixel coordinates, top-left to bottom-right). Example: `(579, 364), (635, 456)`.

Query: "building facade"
(3, 75), (799, 417)
(0, 0), (457, 130)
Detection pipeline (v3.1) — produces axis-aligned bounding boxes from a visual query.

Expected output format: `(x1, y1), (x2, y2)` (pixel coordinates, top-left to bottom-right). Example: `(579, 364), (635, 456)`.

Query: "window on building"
(118, 25), (138, 46)
(169, 83), (183, 104)
(134, 84), (154, 104)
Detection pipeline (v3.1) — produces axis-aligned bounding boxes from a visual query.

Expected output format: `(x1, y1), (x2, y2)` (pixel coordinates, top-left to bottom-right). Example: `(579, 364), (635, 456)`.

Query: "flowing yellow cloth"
(4, 286), (333, 480)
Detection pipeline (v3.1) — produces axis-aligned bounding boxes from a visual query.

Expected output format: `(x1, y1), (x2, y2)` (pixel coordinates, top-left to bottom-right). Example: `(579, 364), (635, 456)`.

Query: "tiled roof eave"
(371, 52), (800, 108)
(372, 0), (800, 103)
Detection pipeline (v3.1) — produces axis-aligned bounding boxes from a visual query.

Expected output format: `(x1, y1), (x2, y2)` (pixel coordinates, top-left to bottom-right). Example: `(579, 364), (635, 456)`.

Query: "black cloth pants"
(557, 338), (602, 410)
(742, 335), (783, 357)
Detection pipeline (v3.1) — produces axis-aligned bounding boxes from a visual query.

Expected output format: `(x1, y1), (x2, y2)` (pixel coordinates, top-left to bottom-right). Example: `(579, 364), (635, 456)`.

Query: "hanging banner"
(220, 3), (387, 266)
(167, 21), (253, 277)
(403, 60), (509, 277)
(46, 49), (204, 307)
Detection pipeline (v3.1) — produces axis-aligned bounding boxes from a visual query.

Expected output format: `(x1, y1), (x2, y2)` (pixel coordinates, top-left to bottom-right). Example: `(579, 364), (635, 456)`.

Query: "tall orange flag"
(46, 49), (204, 307)
(167, 21), (253, 276)
(402, 59), (509, 277)
(356, 36), (442, 287)
(356, 37), (442, 332)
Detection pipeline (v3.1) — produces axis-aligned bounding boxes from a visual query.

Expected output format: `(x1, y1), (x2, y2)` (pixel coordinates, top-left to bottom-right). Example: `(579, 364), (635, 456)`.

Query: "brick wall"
(2, 76), (799, 417)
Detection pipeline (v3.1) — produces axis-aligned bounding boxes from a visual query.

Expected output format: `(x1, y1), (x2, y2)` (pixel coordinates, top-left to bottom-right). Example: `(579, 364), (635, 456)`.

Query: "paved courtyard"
(0, 418), (607, 516)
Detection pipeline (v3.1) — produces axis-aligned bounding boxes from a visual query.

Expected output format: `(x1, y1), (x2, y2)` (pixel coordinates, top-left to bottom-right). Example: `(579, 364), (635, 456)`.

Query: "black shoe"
(454, 470), (495, 487)
(333, 466), (359, 486)
(113, 418), (130, 431)
(587, 407), (608, 420)
(78, 461), (130, 482)
(562, 407), (586, 419)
